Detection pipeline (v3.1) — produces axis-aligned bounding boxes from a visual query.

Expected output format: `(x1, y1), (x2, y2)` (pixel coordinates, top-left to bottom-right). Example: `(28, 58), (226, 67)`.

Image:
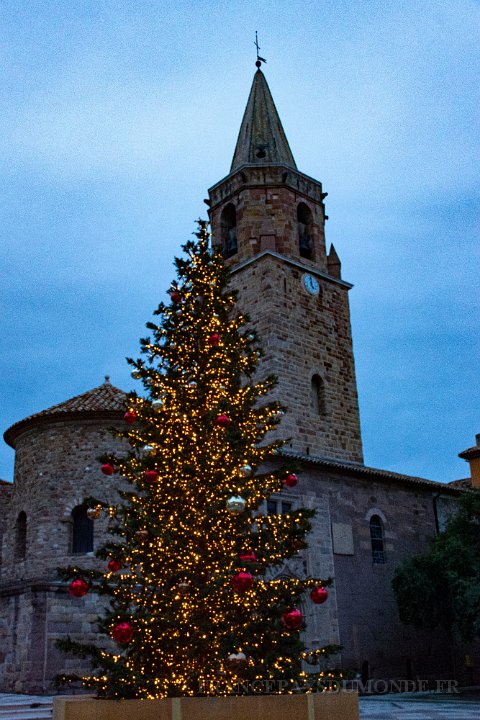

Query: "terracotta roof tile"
(448, 478), (473, 489)
(4, 381), (127, 448)
(459, 445), (480, 460)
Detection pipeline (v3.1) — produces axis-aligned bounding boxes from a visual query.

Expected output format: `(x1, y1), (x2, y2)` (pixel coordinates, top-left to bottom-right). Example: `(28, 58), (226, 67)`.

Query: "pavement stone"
(360, 694), (480, 720)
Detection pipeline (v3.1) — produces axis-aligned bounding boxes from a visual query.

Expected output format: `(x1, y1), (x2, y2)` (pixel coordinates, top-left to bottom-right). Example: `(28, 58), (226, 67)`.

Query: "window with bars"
(369, 515), (386, 564)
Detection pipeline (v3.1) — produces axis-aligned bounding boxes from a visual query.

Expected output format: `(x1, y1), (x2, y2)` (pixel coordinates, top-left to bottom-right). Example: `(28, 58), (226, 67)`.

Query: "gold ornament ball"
(87, 507), (101, 520)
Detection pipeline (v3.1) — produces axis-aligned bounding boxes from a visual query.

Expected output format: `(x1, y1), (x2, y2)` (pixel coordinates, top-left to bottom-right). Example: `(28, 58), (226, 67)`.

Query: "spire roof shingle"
(230, 69), (297, 172)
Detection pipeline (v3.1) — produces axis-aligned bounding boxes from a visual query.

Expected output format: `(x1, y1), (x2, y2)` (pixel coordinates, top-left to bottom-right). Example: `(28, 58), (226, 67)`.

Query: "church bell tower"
(207, 66), (363, 464)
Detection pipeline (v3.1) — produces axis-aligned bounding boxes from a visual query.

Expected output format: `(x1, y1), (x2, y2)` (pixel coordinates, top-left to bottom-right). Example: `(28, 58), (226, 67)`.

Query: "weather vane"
(255, 31), (267, 68)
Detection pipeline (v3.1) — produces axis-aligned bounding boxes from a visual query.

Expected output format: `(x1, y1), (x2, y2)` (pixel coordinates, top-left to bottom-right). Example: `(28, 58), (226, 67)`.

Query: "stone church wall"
(1, 420), (125, 582)
(286, 463), (460, 682)
(230, 254), (363, 463)
(0, 582), (108, 693)
(0, 417), (126, 693)
(0, 426), (470, 693)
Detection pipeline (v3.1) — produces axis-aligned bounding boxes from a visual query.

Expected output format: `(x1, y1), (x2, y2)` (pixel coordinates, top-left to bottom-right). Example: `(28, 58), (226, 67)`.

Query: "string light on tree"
(56, 221), (339, 699)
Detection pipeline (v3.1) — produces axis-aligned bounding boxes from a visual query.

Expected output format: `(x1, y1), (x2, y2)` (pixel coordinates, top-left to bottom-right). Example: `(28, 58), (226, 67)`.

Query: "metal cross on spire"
(254, 31), (267, 68)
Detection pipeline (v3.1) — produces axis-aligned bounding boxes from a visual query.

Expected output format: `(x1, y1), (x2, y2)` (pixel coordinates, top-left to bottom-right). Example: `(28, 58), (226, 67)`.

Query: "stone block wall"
(1, 420), (126, 582)
(0, 417), (126, 692)
(229, 255), (363, 463)
(0, 483), (12, 579)
(0, 581), (110, 693)
(295, 463), (458, 682)
(209, 166), (328, 270)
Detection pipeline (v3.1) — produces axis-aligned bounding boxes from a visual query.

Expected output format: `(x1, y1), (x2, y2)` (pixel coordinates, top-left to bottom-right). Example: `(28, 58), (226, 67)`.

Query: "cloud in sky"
(1, 0), (479, 482)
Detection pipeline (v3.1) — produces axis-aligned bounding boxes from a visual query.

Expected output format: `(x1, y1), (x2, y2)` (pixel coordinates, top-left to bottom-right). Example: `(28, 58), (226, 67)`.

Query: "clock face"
(302, 273), (319, 296)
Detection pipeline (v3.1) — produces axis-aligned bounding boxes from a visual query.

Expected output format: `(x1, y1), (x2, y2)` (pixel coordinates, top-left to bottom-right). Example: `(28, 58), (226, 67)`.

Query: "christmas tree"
(57, 221), (340, 698)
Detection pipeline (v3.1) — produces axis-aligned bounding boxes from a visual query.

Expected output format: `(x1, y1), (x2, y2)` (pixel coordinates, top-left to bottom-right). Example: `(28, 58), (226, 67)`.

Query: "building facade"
(0, 66), (477, 693)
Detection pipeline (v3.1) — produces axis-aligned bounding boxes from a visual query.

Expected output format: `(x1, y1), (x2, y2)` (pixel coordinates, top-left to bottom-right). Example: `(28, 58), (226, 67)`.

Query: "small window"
(267, 499), (293, 515)
(220, 204), (237, 258)
(71, 505), (94, 554)
(15, 511), (27, 561)
(370, 515), (386, 564)
(297, 203), (313, 259)
(311, 374), (326, 415)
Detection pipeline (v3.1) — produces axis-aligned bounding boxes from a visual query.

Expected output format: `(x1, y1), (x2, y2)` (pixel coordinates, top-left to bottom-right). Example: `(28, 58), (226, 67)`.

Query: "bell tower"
(207, 66), (363, 464)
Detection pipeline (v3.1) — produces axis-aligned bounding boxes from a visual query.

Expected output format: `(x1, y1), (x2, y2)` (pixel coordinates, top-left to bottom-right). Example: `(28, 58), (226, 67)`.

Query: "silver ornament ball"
(226, 652), (248, 671)
(226, 495), (246, 514)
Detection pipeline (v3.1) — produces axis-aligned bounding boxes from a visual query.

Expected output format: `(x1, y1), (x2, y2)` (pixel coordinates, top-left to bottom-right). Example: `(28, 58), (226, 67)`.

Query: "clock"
(302, 273), (319, 296)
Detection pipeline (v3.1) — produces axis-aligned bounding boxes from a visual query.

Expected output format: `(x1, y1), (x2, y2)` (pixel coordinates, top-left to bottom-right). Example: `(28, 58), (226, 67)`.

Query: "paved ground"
(360, 689), (480, 720)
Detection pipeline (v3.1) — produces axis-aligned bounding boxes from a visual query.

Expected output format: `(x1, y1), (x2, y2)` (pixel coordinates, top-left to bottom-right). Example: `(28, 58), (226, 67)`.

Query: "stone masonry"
(1, 66), (478, 694)
(0, 383), (127, 692)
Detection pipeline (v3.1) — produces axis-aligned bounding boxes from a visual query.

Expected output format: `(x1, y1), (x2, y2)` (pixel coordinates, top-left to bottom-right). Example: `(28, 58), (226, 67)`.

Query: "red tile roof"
(448, 478), (473, 489)
(459, 445), (480, 460)
(4, 381), (127, 448)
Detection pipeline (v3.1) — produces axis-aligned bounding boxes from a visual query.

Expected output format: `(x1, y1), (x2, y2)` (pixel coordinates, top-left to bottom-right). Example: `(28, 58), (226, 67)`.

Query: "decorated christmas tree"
(57, 221), (340, 698)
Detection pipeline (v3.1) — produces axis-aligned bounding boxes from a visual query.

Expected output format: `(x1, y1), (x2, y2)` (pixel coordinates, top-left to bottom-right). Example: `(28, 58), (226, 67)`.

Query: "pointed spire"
(327, 244), (341, 279)
(230, 69), (297, 172)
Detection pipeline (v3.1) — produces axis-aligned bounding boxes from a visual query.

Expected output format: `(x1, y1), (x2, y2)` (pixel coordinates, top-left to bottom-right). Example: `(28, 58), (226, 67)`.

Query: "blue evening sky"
(1, 1), (478, 483)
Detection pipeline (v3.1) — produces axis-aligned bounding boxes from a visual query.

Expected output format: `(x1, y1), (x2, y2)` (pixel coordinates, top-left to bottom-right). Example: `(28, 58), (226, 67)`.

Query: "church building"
(0, 65), (477, 693)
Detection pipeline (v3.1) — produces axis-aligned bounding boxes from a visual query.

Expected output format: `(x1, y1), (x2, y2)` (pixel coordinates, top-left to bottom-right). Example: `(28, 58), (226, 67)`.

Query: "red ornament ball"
(310, 586), (328, 605)
(284, 473), (298, 488)
(216, 414), (232, 428)
(101, 463), (114, 476)
(208, 333), (221, 346)
(170, 290), (182, 303)
(112, 622), (134, 644)
(282, 608), (303, 630)
(124, 411), (137, 424)
(231, 571), (254, 593)
(239, 550), (257, 563)
(144, 469), (159, 484)
(69, 579), (89, 598)
(108, 558), (122, 573)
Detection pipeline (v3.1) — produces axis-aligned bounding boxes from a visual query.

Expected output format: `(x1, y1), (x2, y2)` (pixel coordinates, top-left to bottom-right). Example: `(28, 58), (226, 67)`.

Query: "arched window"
(311, 374), (326, 415)
(221, 204), (237, 258)
(297, 203), (313, 259)
(370, 515), (386, 564)
(15, 511), (27, 561)
(71, 505), (94, 554)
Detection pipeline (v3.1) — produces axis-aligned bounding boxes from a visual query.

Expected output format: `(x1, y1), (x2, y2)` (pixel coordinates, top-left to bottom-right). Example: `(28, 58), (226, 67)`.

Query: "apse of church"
(207, 68), (363, 463)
